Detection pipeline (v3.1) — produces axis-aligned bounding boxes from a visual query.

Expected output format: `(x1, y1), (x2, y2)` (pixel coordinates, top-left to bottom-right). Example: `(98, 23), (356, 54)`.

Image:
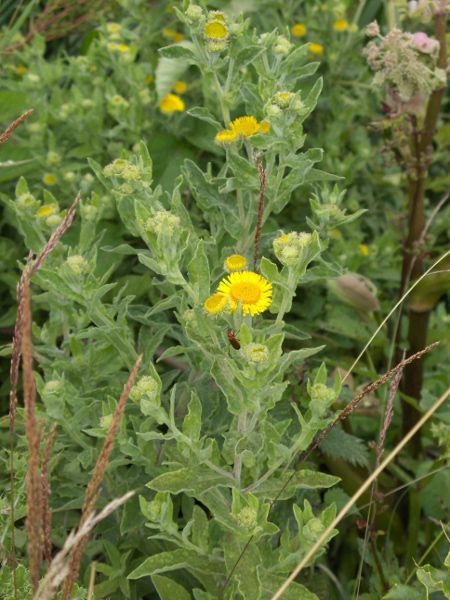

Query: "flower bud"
(66, 255), (90, 276)
(243, 343), (270, 365)
(236, 507), (258, 529)
(327, 272), (380, 312)
(185, 4), (203, 21)
(303, 517), (324, 543)
(16, 192), (39, 210)
(145, 211), (181, 235)
(273, 231), (313, 267)
(129, 376), (159, 402)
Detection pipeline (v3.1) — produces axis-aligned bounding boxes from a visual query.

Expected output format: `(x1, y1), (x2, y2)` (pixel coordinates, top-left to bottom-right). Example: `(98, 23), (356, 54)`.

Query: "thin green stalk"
(405, 486), (421, 570)
(233, 409), (247, 483)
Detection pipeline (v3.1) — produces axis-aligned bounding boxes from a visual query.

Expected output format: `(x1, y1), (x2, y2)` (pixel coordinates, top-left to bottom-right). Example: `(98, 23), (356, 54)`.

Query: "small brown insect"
(227, 328), (240, 350)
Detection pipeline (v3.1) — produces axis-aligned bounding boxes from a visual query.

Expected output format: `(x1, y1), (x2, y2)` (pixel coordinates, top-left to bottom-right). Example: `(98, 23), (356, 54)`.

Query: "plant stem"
(396, 10), (447, 454)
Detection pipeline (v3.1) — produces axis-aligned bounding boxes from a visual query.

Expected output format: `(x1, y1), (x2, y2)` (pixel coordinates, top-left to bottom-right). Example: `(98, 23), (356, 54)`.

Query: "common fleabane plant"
(85, 3), (360, 598)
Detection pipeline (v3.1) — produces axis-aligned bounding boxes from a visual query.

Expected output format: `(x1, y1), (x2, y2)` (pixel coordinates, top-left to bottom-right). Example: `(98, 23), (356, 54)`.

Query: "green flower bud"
(99, 414), (113, 429)
(66, 255), (90, 276)
(118, 183), (134, 194)
(129, 376), (159, 402)
(64, 171), (76, 182)
(122, 165), (141, 181)
(185, 4), (203, 21)
(47, 151), (61, 165)
(243, 343), (270, 365)
(145, 211), (181, 235)
(147, 499), (162, 521)
(275, 91), (296, 108)
(303, 517), (324, 543)
(309, 383), (337, 404)
(43, 380), (62, 394)
(236, 507), (258, 529)
(46, 214), (63, 227)
(81, 205), (98, 221)
(273, 231), (313, 267)
(264, 103), (282, 116)
(16, 192), (38, 209)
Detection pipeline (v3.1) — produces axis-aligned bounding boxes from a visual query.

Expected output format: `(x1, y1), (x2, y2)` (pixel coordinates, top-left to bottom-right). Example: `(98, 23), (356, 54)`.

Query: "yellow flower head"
(36, 205), (57, 219)
(259, 120), (270, 134)
(217, 271), (273, 316)
(163, 28), (176, 38)
(230, 116), (260, 138)
(173, 81), (187, 94)
(107, 23), (121, 33)
(173, 33), (184, 43)
(43, 174), (56, 186)
(215, 130), (238, 146)
(359, 244), (369, 257)
(159, 93), (185, 114)
(204, 21), (229, 41)
(16, 66), (27, 74)
(204, 293), (230, 315)
(224, 254), (248, 273)
(117, 44), (130, 52)
(334, 19), (348, 32)
(292, 23), (307, 37)
(145, 75), (154, 85)
(310, 43), (324, 55)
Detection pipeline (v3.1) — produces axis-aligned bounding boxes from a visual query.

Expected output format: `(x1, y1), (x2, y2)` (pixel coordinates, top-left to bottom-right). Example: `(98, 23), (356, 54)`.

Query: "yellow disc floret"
(292, 23), (307, 37)
(215, 130), (238, 146)
(310, 43), (324, 55)
(224, 254), (248, 272)
(204, 21), (229, 40)
(173, 81), (187, 94)
(334, 19), (349, 32)
(159, 93), (185, 114)
(204, 293), (230, 315)
(230, 116), (260, 138)
(217, 271), (273, 316)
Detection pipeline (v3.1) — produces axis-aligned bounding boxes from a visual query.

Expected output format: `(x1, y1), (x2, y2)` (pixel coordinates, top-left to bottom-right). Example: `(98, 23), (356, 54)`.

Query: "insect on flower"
(227, 328), (240, 350)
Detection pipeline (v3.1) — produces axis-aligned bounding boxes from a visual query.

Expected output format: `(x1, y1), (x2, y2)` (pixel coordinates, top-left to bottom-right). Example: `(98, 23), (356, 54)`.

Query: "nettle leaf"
(148, 467), (235, 495)
(151, 574), (191, 600)
(319, 426), (370, 468)
(384, 584), (425, 600)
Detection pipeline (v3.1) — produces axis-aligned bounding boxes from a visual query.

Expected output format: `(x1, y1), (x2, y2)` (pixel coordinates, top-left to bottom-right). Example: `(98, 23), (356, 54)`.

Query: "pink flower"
(412, 32), (439, 54)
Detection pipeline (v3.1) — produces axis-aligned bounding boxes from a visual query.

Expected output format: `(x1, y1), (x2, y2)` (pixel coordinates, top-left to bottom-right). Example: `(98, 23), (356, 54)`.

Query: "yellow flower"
(310, 43), (324, 55)
(230, 116), (260, 138)
(334, 19), (348, 32)
(173, 33), (184, 43)
(107, 42), (119, 51)
(217, 271), (273, 316)
(43, 174), (56, 186)
(215, 130), (238, 146)
(16, 65), (27, 74)
(204, 293), (230, 315)
(159, 94), (185, 114)
(107, 23), (121, 33)
(224, 254), (248, 272)
(360, 244), (369, 257)
(259, 120), (270, 134)
(117, 44), (130, 52)
(36, 205), (57, 219)
(204, 21), (229, 40)
(145, 75), (154, 85)
(292, 23), (307, 37)
(163, 28), (176, 38)
(173, 81), (187, 94)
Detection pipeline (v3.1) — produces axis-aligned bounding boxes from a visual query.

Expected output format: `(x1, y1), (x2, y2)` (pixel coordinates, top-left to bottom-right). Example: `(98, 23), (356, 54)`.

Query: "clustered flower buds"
(145, 211), (181, 235)
(363, 24), (446, 101)
(273, 231), (313, 267)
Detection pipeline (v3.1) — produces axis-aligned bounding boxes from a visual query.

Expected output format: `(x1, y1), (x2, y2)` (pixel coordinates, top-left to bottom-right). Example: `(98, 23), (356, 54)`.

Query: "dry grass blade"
(41, 424), (57, 567)
(30, 192), (80, 277)
(0, 110), (34, 146)
(60, 354), (143, 600)
(270, 380), (450, 600)
(252, 152), (267, 271)
(36, 491), (135, 600)
(22, 278), (42, 594)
